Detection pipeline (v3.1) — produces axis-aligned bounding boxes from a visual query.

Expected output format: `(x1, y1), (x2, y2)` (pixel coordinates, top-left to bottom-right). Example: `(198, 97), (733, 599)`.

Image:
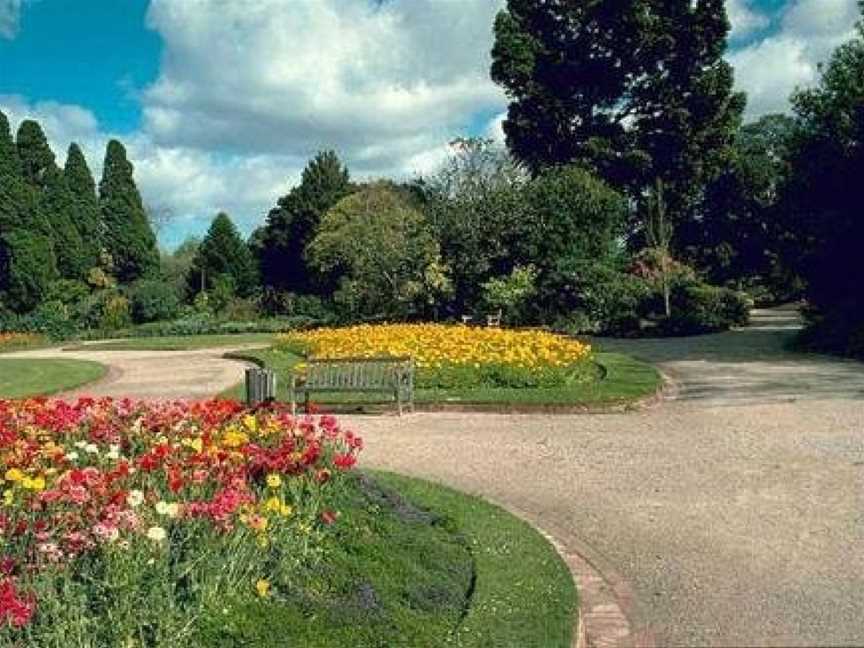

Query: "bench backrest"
(303, 356), (414, 390)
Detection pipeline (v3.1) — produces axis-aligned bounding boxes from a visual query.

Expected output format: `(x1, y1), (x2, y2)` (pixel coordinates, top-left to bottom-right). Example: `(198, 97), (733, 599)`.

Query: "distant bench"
(289, 356), (415, 416)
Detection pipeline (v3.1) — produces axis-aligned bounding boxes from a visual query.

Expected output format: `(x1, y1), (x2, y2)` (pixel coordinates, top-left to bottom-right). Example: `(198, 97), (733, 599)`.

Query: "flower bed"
(0, 333), (44, 352)
(278, 323), (595, 388)
(0, 398), (362, 643)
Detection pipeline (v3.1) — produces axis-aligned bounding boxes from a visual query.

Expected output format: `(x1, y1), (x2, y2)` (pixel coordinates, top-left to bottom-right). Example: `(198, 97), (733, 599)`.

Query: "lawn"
(221, 347), (661, 409)
(65, 333), (276, 351)
(0, 358), (107, 398)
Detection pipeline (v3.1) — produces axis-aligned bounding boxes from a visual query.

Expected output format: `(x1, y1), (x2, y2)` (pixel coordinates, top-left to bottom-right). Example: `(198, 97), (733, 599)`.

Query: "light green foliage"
(481, 264), (537, 323)
(308, 182), (446, 319)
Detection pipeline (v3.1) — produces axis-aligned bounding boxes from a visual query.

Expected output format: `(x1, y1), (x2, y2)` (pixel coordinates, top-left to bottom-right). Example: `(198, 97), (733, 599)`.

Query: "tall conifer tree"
(64, 143), (103, 271)
(98, 140), (159, 283)
(189, 212), (257, 297)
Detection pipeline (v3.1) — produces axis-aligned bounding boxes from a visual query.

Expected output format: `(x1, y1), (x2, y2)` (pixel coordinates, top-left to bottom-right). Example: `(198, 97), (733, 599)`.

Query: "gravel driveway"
(354, 307), (864, 646)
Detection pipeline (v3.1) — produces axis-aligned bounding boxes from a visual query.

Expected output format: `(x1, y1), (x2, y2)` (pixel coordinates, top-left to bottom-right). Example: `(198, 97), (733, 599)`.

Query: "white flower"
(84, 443), (99, 455)
(146, 526), (167, 543)
(74, 440), (87, 449)
(154, 501), (180, 518)
(64, 451), (79, 461)
(127, 490), (144, 508)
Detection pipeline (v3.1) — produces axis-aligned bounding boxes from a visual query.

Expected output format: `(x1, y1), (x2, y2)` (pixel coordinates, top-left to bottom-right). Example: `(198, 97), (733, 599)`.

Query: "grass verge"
(0, 359), (107, 398)
(221, 347), (661, 410)
(189, 471), (575, 647)
(65, 333), (276, 352)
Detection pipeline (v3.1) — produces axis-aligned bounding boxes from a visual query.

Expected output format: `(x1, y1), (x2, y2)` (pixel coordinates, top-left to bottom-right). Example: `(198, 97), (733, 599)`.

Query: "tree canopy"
(189, 213), (258, 298)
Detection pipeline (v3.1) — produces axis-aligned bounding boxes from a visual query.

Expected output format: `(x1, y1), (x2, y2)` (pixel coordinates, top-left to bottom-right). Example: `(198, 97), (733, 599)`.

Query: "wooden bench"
(289, 356), (415, 416)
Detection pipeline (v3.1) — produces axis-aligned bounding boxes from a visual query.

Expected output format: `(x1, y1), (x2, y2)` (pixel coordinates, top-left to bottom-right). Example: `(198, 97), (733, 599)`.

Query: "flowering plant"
(279, 323), (594, 388)
(0, 333), (44, 352)
(0, 397), (361, 641)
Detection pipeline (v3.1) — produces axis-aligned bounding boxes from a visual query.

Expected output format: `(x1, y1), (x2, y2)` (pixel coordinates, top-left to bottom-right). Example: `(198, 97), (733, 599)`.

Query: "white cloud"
(730, 0), (859, 119)
(0, 0), (21, 40)
(727, 0), (770, 40)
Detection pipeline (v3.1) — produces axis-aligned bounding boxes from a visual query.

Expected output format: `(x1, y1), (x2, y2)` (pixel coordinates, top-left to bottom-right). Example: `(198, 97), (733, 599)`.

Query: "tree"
(490, 0), (745, 227)
(307, 182), (445, 319)
(161, 236), (200, 301)
(0, 111), (57, 312)
(781, 1), (864, 355)
(260, 151), (352, 292)
(98, 140), (159, 284)
(683, 114), (796, 286)
(189, 213), (257, 297)
(422, 138), (527, 312)
(64, 142), (103, 270)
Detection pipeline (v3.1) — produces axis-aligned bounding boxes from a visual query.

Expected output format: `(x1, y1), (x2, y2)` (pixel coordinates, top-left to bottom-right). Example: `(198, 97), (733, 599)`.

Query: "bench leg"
(396, 389), (403, 417)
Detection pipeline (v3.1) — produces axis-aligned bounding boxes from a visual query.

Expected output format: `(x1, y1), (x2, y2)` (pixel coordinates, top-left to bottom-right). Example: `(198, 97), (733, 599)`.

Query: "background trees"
(189, 212), (258, 299)
(99, 140), (159, 284)
(259, 151), (352, 294)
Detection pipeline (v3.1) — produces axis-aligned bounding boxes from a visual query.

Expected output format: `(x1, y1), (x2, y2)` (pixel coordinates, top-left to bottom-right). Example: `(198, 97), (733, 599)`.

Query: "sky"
(0, 0), (860, 249)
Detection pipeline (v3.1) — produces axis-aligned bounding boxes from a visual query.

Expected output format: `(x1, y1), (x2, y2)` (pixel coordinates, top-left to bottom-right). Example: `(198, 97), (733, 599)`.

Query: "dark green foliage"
(491, 0), (744, 225)
(129, 279), (180, 323)
(660, 284), (751, 335)
(782, 3), (864, 357)
(189, 213), (257, 298)
(16, 120), (56, 187)
(0, 229), (57, 313)
(541, 260), (651, 336)
(99, 140), (159, 283)
(41, 167), (88, 279)
(64, 143), (103, 270)
(260, 151), (352, 293)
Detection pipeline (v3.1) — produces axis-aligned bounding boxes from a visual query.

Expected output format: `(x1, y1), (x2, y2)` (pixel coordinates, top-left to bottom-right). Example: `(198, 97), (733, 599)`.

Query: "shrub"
(540, 261), (651, 335)
(129, 279), (180, 323)
(480, 265), (538, 325)
(99, 294), (132, 330)
(661, 284), (751, 335)
(26, 300), (78, 341)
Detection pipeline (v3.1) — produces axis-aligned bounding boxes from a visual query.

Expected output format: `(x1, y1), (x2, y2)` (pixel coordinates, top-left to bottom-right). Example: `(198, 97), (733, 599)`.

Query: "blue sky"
(0, 0), (860, 248)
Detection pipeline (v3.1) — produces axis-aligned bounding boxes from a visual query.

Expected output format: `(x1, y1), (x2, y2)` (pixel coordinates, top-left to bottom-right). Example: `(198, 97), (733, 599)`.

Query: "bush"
(129, 279), (180, 323)
(99, 294), (132, 331)
(661, 285), (751, 335)
(480, 265), (538, 325)
(540, 261), (651, 335)
(17, 301), (78, 341)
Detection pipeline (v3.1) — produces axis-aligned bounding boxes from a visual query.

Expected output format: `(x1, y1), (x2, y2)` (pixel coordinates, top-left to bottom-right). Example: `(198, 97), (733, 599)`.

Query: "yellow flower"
(242, 415), (258, 433)
(266, 473), (282, 489)
(2, 490), (13, 506)
(255, 579), (270, 597)
(4, 468), (24, 483)
(155, 501), (180, 518)
(279, 503), (293, 517)
(182, 437), (203, 453)
(222, 427), (249, 448)
(21, 476), (45, 491)
(263, 496), (282, 513)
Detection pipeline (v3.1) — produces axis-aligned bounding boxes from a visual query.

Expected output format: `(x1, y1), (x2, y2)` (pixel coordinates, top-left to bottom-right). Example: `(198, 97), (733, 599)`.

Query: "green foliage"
(99, 293), (132, 330)
(260, 151), (352, 293)
(660, 284), (751, 335)
(160, 237), (200, 301)
(308, 182), (446, 320)
(63, 143), (102, 270)
(189, 213), (257, 297)
(208, 274), (237, 313)
(541, 260), (651, 336)
(491, 0), (744, 226)
(783, 5), (864, 356)
(40, 166), (88, 279)
(481, 265), (537, 324)
(98, 140), (159, 283)
(27, 300), (77, 341)
(129, 279), (180, 323)
(45, 279), (89, 307)
(0, 229), (58, 313)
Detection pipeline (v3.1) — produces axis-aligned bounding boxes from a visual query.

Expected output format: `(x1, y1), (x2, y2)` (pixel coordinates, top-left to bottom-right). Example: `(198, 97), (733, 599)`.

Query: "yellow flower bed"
(278, 323), (592, 371)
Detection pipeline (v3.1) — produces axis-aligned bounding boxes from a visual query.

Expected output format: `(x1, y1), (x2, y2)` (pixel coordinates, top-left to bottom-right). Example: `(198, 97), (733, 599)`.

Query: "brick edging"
(491, 502), (656, 648)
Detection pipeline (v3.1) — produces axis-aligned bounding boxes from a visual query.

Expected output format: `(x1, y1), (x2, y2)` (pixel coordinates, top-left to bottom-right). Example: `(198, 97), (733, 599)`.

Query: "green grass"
(66, 333), (276, 352)
(221, 347), (661, 409)
(0, 359), (107, 398)
(184, 471), (575, 647)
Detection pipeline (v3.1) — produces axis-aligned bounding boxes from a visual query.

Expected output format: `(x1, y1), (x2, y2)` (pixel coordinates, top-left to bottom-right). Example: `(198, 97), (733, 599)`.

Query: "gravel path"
(354, 307), (864, 646)
(6, 308), (863, 645)
(3, 344), (256, 400)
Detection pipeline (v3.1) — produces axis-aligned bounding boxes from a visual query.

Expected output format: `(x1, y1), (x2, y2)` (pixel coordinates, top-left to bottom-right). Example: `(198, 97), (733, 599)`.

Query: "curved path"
(3, 343), (256, 400)
(355, 307), (864, 647)
(5, 308), (864, 646)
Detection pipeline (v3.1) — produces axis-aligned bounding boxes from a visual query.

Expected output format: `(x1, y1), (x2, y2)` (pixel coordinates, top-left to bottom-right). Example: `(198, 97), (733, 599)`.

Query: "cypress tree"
(64, 143), (102, 271)
(0, 112), (57, 311)
(98, 139), (159, 283)
(16, 119), (86, 279)
(189, 212), (257, 297)
(260, 151), (352, 292)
